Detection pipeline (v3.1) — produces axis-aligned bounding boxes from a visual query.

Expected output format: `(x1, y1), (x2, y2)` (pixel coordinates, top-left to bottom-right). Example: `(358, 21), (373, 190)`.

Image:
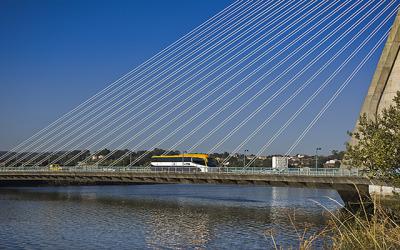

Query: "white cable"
(31, 0), (291, 167)
(117, 0), (355, 166)
(224, 4), (392, 166)
(0, 0), (245, 163)
(99, 0), (334, 166)
(4, 0), (255, 164)
(13, 0), (271, 166)
(245, 14), (394, 168)
(225, 1), (394, 167)
(212, 0), (392, 157)
(170, 0), (375, 154)
(285, 31), (391, 157)
(46, 0), (305, 166)
(61, 0), (312, 166)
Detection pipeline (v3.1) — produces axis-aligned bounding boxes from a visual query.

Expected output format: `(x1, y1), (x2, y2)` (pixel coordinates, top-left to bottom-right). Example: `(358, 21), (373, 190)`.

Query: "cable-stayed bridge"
(1, 0), (399, 206)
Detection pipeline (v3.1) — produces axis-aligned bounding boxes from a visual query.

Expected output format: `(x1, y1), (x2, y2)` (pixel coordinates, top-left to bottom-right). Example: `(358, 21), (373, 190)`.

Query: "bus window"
(192, 158), (206, 166)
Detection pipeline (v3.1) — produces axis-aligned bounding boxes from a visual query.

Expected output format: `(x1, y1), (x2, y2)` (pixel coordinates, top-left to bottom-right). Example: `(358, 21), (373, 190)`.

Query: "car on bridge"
(49, 164), (62, 171)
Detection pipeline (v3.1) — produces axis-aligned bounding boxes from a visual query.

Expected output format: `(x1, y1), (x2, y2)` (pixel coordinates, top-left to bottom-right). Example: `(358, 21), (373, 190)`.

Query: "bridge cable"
(284, 33), (394, 157)
(2, 0), (252, 164)
(248, 30), (392, 168)
(66, 0), (326, 166)
(126, 0), (376, 166)
(243, 9), (397, 168)
(27, 0), (292, 167)
(6, 0), (264, 165)
(172, 0), (378, 154)
(9, 0), (274, 167)
(16, 0), (280, 167)
(117, 1), (376, 168)
(100, 0), (348, 166)
(217, 0), (395, 165)
(50, 0), (303, 166)
(0, 0), (245, 162)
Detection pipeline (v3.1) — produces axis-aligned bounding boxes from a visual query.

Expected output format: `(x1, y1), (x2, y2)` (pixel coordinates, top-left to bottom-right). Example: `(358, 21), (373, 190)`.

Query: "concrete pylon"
(350, 9), (400, 145)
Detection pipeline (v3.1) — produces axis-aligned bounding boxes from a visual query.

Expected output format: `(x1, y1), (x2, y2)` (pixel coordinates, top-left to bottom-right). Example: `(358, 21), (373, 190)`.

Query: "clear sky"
(0, 0), (398, 155)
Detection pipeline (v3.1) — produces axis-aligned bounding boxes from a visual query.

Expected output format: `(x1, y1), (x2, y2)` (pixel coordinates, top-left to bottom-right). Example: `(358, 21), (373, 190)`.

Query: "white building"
(324, 159), (340, 168)
(272, 156), (288, 169)
(91, 155), (105, 160)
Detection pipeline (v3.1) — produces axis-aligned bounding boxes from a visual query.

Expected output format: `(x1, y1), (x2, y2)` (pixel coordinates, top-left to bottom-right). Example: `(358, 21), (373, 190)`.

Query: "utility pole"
(315, 147), (322, 169)
(244, 149), (248, 168)
(182, 151), (187, 168)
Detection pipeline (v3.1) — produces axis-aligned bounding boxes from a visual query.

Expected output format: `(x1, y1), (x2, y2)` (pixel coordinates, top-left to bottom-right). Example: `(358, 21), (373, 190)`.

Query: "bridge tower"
(351, 9), (400, 145)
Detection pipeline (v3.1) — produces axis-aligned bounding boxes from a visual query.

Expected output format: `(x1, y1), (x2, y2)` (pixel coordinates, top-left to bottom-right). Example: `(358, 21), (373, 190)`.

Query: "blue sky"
(0, 0), (398, 155)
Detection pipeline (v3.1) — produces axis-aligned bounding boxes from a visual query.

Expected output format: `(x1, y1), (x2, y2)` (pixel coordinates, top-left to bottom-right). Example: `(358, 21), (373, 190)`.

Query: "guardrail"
(0, 166), (362, 177)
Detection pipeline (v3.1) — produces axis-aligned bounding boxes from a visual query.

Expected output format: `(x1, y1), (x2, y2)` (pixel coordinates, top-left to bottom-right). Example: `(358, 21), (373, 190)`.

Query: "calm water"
(0, 184), (343, 249)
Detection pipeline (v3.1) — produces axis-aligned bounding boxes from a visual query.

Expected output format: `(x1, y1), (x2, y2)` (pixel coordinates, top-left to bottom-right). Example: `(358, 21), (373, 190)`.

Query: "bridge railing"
(0, 166), (361, 177)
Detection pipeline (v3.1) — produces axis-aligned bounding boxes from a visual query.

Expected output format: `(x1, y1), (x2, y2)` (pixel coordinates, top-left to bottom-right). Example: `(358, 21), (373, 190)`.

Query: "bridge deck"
(0, 168), (383, 206)
(0, 168), (375, 189)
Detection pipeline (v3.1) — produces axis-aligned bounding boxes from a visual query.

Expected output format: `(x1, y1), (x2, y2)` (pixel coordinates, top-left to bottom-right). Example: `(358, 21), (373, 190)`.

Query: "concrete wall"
(351, 9), (400, 144)
(369, 185), (400, 196)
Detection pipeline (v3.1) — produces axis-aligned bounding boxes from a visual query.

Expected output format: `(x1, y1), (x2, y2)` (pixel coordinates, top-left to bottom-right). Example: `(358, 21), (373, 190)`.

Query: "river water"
(0, 184), (342, 249)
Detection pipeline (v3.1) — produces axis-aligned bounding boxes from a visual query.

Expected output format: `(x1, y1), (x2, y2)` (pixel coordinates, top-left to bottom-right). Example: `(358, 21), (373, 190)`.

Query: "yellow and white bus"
(150, 153), (218, 172)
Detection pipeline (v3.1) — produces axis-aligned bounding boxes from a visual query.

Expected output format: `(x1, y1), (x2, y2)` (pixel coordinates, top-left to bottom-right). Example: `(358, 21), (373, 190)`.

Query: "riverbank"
(329, 195), (400, 249)
(296, 195), (400, 249)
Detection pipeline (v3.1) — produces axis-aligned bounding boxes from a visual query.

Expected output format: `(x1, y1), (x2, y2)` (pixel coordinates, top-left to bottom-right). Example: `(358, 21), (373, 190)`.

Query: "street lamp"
(244, 149), (249, 168)
(315, 147), (322, 169)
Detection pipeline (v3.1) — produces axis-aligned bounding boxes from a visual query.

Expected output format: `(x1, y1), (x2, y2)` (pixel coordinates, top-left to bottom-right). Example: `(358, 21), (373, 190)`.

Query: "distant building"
(91, 155), (105, 161)
(272, 156), (288, 169)
(324, 159), (340, 168)
(246, 155), (256, 160)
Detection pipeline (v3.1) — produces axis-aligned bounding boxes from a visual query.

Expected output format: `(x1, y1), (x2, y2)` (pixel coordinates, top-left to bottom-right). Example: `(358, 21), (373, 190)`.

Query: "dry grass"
(265, 211), (329, 250)
(266, 194), (400, 249)
(326, 195), (400, 250)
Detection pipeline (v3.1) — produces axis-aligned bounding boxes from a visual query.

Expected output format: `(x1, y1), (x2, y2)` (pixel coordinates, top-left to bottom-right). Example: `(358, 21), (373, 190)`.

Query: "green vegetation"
(302, 92), (400, 249)
(330, 92), (400, 249)
(346, 91), (400, 187)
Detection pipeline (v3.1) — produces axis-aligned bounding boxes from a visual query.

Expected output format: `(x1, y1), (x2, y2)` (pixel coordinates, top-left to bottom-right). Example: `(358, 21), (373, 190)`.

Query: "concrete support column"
(351, 9), (400, 145)
(337, 184), (371, 212)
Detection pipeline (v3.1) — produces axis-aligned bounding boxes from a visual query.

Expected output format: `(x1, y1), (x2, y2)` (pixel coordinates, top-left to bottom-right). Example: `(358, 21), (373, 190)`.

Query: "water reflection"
(0, 185), (342, 249)
(143, 206), (211, 248)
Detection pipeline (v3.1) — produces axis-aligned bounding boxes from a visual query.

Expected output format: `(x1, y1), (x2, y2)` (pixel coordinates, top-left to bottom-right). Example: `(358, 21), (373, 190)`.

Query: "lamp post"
(315, 147), (322, 169)
(244, 149), (249, 168)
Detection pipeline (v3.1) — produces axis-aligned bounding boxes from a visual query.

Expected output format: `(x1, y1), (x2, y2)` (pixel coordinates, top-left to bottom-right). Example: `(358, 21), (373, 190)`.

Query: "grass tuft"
(266, 194), (400, 249)
(327, 195), (400, 250)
